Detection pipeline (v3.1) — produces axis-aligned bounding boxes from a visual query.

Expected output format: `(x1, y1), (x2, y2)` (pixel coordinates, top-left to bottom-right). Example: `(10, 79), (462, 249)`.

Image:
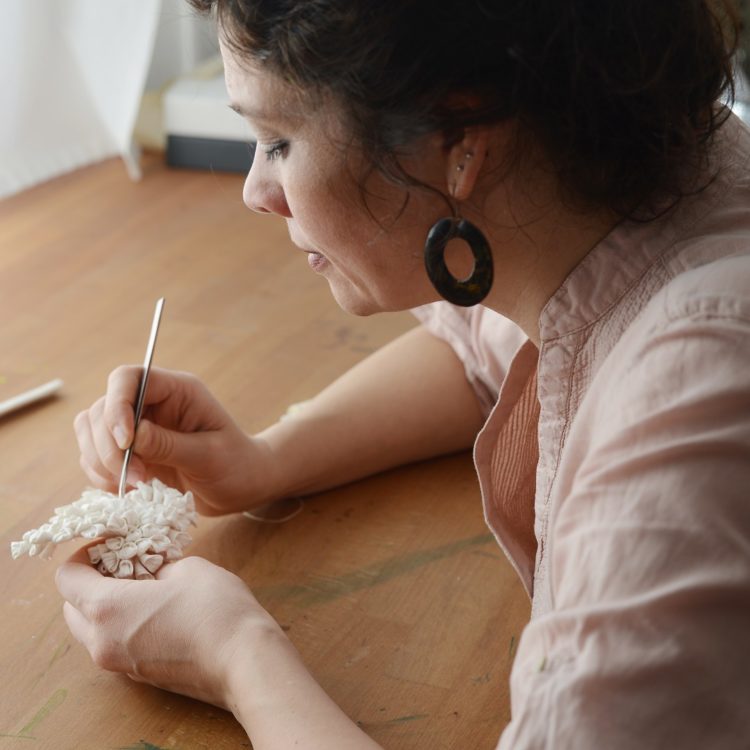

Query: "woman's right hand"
(74, 366), (277, 515)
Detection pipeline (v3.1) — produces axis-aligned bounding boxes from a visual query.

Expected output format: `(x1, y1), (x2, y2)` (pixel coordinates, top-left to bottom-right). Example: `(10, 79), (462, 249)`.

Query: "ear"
(445, 127), (491, 202)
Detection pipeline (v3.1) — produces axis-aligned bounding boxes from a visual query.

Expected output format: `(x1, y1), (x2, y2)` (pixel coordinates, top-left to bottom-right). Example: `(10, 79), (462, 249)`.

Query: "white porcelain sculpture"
(10, 478), (197, 579)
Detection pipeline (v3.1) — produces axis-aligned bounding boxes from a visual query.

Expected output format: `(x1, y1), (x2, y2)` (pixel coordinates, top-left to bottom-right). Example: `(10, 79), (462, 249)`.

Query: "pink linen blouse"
(412, 115), (750, 748)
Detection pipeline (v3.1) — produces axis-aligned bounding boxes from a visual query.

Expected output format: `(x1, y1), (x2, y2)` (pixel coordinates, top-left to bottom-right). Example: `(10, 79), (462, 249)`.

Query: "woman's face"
(221, 41), (447, 315)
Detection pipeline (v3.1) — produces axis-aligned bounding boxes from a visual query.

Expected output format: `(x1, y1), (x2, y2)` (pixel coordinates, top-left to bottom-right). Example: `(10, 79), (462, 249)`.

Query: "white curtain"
(0, 0), (161, 200)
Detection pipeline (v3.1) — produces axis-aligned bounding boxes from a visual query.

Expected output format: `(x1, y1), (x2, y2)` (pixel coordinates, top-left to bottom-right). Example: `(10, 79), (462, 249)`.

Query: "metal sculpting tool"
(118, 297), (165, 497)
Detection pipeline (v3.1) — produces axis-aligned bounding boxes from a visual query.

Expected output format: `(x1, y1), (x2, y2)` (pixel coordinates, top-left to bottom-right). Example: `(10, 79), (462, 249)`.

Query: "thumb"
(133, 419), (211, 469)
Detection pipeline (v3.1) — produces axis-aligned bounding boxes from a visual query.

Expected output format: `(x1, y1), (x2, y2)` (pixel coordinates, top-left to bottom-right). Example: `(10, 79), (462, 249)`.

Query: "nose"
(242, 155), (292, 217)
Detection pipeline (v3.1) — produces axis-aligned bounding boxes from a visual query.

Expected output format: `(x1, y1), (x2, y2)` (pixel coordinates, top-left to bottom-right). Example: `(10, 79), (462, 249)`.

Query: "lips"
(287, 225), (328, 271)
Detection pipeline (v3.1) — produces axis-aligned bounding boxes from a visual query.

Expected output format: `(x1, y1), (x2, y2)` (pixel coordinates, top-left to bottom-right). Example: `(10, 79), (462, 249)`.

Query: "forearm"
(227, 623), (382, 750)
(256, 325), (485, 500)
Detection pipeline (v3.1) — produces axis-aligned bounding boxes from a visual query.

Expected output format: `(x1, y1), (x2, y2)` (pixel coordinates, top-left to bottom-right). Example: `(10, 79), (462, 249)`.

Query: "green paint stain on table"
(117, 742), (172, 750)
(385, 714), (429, 724)
(358, 713), (430, 730)
(32, 640), (70, 689)
(7, 688), (68, 739)
(259, 532), (495, 607)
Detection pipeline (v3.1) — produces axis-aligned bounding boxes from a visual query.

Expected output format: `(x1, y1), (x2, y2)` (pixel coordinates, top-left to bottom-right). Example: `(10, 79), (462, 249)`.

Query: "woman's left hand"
(55, 547), (279, 709)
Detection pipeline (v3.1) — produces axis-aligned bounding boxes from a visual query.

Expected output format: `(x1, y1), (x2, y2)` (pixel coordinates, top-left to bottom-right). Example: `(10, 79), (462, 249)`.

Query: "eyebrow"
(228, 102), (266, 119)
(228, 101), (303, 126)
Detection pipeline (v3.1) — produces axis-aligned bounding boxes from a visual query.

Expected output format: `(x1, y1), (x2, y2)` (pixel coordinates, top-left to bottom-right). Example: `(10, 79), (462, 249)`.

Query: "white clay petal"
(136, 539), (152, 555)
(10, 541), (29, 559)
(29, 529), (50, 545)
(114, 559), (134, 579)
(118, 542), (138, 559)
(102, 551), (119, 573)
(164, 546), (183, 561)
(80, 524), (107, 540)
(139, 553), (164, 574)
(52, 528), (74, 544)
(148, 534), (171, 553)
(133, 561), (154, 580)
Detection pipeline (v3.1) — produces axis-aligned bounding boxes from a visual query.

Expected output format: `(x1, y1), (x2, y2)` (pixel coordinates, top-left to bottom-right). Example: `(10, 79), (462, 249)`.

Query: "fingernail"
(114, 426), (129, 450)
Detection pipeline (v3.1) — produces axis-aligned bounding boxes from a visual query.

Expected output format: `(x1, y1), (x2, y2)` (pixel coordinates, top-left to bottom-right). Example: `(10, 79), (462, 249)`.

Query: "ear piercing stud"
(456, 151), (475, 172)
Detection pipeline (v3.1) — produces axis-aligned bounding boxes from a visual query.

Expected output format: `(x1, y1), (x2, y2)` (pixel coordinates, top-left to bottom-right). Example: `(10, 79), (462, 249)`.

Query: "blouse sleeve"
(411, 302), (527, 417)
(498, 290), (750, 748)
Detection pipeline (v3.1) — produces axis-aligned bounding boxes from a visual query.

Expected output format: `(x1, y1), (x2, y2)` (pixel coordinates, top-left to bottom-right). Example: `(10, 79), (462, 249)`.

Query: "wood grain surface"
(0, 155), (529, 750)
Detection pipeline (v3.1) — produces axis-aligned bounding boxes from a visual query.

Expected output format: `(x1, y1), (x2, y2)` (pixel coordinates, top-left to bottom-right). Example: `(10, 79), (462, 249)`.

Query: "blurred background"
(0, 0), (251, 202)
(1, 0), (749, 202)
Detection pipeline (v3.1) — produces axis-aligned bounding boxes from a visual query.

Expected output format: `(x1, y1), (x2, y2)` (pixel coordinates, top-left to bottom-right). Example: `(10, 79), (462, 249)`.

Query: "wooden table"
(0, 155), (529, 749)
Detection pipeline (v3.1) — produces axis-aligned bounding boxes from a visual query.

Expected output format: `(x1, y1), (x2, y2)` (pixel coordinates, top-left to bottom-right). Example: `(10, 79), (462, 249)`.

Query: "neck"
(467, 168), (619, 347)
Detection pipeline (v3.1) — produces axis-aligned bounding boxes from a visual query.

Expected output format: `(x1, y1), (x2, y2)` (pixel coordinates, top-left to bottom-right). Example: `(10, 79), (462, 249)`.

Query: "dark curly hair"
(189, 0), (739, 219)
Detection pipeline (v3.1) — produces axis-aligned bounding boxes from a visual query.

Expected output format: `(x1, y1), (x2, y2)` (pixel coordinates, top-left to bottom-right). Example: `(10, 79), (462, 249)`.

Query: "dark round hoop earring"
(424, 217), (494, 306)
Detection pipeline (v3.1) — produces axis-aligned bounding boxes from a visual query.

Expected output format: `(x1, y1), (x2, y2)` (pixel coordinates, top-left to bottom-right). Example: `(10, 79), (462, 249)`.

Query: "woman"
(56, 1), (750, 747)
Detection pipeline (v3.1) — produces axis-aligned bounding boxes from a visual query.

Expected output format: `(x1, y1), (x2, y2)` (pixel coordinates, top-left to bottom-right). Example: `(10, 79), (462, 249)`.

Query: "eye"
(263, 141), (288, 161)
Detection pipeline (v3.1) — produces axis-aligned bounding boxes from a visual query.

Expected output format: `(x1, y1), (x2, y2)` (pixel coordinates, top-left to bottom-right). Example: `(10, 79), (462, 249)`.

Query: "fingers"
(103, 365), (142, 450)
(133, 419), (219, 473)
(55, 545), (122, 613)
(78, 453), (116, 491)
(75, 399), (113, 486)
(75, 399), (146, 488)
(74, 365), (235, 496)
(104, 366), (189, 449)
(155, 555), (209, 582)
(62, 601), (94, 647)
(56, 547), (133, 672)
(74, 366), (181, 486)
(131, 419), (176, 466)
(62, 597), (128, 673)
